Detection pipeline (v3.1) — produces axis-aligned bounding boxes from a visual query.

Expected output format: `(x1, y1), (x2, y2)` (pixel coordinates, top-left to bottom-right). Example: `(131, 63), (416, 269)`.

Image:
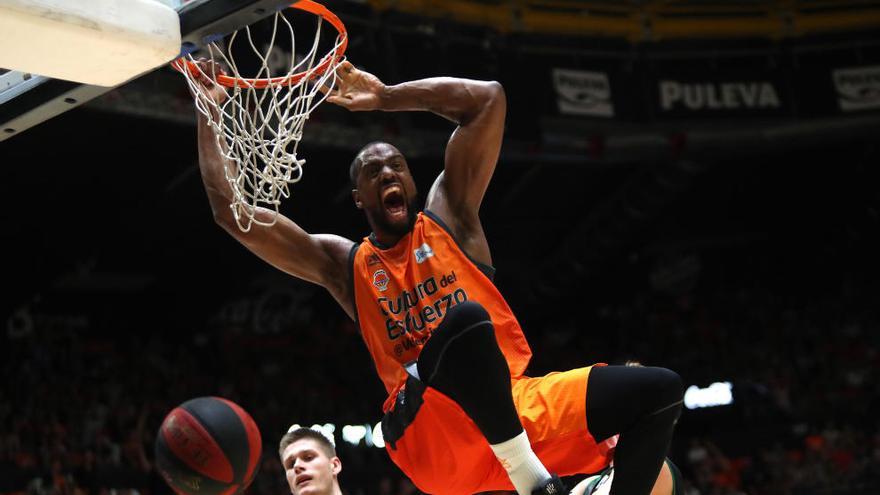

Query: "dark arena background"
(2, 1), (879, 494)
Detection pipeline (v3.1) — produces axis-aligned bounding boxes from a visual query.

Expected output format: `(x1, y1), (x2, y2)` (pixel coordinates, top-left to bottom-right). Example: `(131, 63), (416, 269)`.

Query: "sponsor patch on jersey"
(413, 243), (435, 264)
(372, 269), (390, 292)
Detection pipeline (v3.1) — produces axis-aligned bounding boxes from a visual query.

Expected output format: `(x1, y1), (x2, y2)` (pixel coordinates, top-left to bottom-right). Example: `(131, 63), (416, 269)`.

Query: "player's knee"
(648, 367), (684, 414)
(442, 301), (493, 338)
(434, 301), (502, 363)
(418, 301), (502, 386)
(421, 301), (497, 372)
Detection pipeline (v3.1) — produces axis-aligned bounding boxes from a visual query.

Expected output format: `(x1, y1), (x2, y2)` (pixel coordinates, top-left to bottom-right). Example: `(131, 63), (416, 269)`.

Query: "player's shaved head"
(349, 141), (400, 186)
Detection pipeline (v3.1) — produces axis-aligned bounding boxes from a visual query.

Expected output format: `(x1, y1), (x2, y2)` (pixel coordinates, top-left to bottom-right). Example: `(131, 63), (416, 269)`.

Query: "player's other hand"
(323, 61), (386, 111)
(186, 57), (228, 105)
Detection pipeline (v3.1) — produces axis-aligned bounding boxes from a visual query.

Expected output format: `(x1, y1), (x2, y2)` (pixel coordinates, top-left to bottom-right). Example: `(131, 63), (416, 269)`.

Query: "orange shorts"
(381, 365), (614, 495)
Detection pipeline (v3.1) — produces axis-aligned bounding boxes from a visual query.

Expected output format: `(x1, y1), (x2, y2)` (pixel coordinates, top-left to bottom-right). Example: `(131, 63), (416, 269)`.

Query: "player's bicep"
(223, 210), (351, 288)
(440, 81), (506, 214)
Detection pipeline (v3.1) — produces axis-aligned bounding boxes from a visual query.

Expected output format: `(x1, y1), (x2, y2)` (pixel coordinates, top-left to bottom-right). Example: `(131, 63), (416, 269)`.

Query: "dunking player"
(279, 425), (343, 495)
(191, 60), (684, 494)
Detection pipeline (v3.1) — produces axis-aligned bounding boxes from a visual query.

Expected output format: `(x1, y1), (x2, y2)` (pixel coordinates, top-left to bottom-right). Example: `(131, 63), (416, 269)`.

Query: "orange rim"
(172, 0), (347, 89)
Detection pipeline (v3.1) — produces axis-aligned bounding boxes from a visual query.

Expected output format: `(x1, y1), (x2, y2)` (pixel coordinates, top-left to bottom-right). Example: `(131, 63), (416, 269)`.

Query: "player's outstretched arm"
(327, 61), (505, 262)
(191, 62), (355, 318)
(327, 62), (505, 216)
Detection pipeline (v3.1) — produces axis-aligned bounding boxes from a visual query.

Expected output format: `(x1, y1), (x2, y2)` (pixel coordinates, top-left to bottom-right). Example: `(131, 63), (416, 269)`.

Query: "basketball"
(155, 397), (262, 495)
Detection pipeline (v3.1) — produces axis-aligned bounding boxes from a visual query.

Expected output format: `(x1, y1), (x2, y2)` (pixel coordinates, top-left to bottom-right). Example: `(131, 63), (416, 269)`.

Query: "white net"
(177, 7), (346, 232)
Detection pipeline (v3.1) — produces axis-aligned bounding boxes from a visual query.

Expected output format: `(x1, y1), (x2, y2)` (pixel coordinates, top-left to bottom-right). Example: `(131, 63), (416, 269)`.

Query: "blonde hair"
(278, 426), (336, 460)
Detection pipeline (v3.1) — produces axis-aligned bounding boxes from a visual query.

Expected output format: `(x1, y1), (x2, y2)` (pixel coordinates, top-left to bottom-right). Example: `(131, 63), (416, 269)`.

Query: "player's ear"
(330, 456), (342, 476)
(352, 189), (363, 209)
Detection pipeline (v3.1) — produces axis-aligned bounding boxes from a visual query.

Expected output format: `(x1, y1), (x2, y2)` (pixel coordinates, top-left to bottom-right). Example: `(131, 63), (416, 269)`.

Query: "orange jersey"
(351, 211), (532, 404)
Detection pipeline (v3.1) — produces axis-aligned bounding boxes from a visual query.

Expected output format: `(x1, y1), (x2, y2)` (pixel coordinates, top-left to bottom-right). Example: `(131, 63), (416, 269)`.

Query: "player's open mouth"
(381, 185), (407, 220)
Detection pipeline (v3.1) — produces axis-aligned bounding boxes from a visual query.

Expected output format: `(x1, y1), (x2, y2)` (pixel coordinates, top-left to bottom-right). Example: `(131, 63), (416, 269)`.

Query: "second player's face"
(282, 438), (340, 495)
(354, 143), (418, 237)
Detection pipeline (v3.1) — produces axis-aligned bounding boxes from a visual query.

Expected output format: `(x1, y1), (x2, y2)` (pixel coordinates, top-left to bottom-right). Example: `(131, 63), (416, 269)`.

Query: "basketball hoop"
(172, 0), (347, 232)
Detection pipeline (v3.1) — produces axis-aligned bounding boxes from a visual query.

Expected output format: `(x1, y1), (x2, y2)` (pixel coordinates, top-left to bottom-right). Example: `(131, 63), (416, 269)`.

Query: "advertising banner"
(552, 68), (615, 118)
(652, 74), (790, 118)
(832, 65), (880, 112)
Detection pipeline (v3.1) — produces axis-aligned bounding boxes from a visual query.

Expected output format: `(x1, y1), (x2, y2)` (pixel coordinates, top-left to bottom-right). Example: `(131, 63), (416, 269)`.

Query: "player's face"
(281, 439), (341, 495)
(353, 143), (418, 237)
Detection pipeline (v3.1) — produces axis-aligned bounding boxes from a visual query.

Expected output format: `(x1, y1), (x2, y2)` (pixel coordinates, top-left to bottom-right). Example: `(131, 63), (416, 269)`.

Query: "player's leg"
(571, 459), (683, 495)
(416, 301), (561, 495)
(650, 459), (675, 495)
(585, 365), (683, 495)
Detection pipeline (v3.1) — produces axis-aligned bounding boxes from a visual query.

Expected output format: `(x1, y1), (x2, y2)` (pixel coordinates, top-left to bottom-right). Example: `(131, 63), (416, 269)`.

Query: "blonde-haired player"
(279, 425), (343, 495)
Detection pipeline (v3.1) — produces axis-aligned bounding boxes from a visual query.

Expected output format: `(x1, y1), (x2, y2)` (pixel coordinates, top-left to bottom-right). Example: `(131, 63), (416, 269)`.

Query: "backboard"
(0, 0), (294, 142)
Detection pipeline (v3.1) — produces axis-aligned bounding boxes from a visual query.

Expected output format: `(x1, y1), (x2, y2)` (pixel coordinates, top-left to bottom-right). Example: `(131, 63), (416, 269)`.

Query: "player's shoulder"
(314, 233), (357, 253)
(312, 234), (357, 279)
(421, 208), (461, 237)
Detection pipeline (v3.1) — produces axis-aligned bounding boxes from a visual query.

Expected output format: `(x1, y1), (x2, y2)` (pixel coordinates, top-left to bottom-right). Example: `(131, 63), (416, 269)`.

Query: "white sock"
(489, 430), (552, 495)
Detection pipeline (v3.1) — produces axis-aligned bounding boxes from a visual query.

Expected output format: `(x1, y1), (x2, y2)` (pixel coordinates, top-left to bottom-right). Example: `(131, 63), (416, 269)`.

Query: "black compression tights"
(417, 302), (684, 495)
(587, 365), (684, 495)
(416, 301), (523, 444)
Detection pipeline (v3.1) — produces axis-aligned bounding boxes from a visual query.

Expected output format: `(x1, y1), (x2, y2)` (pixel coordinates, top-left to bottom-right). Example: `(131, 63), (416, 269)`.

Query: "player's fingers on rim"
(191, 70), (208, 87)
(315, 79), (336, 95)
(205, 62), (225, 79)
(195, 68), (214, 86)
(190, 58), (224, 78)
(213, 61), (230, 75)
(335, 61), (354, 79)
(192, 64), (215, 85)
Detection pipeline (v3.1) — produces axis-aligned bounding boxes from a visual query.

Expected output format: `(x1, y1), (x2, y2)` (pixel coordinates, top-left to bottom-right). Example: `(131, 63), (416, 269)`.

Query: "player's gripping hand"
(323, 60), (387, 111)
(186, 57), (228, 105)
